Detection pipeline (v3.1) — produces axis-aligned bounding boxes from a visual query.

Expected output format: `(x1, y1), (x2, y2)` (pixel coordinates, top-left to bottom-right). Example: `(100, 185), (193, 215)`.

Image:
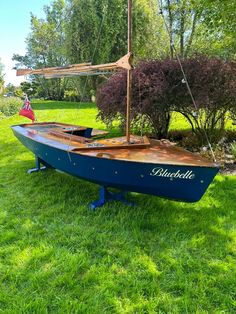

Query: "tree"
(13, 0), (68, 100)
(20, 81), (38, 98)
(159, 0), (203, 58)
(198, 0), (236, 58)
(13, 0), (167, 100)
(5, 83), (15, 93)
(158, 0), (236, 59)
(66, 0), (166, 64)
(64, 0), (168, 99)
(0, 58), (4, 94)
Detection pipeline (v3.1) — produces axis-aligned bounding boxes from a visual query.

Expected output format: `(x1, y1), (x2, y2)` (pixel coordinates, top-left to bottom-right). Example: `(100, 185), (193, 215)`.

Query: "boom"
(16, 53), (132, 79)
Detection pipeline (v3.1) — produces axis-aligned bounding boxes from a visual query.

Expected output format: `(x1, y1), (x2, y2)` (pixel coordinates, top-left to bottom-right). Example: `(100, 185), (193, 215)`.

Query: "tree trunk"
(179, 4), (185, 58)
(166, 0), (174, 59)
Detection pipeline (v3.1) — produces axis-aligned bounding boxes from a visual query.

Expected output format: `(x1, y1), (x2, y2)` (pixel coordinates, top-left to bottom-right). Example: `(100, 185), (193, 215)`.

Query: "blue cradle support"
(27, 156), (53, 174)
(90, 185), (135, 210)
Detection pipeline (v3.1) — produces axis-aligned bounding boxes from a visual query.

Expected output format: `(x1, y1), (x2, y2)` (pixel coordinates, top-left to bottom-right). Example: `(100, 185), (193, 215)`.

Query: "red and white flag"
(19, 98), (35, 122)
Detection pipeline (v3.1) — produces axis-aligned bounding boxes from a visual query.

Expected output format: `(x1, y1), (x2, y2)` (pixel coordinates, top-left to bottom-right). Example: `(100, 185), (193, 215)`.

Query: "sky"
(0, 0), (51, 86)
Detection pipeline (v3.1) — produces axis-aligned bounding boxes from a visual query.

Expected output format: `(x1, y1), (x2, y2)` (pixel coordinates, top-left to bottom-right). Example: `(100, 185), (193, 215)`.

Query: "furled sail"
(16, 53), (132, 79)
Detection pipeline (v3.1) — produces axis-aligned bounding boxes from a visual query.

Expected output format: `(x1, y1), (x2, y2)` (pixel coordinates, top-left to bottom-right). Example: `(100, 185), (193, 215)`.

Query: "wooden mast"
(126, 0), (133, 143)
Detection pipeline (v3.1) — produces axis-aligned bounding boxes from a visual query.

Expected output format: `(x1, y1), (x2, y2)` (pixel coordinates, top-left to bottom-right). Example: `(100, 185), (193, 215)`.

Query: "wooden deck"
(78, 139), (215, 166)
(19, 122), (216, 167)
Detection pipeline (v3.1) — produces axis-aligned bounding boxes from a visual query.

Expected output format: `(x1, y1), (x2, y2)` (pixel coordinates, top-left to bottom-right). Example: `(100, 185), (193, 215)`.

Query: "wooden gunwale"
(20, 122), (108, 138)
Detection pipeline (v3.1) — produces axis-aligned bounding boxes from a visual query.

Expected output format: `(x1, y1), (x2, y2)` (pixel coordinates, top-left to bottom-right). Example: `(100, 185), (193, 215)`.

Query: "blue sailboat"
(11, 0), (219, 208)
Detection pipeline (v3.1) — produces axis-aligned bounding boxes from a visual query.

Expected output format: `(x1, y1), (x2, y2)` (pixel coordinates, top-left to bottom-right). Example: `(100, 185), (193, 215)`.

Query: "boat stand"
(90, 186), (135, 210)
(27, 156), (52, 174)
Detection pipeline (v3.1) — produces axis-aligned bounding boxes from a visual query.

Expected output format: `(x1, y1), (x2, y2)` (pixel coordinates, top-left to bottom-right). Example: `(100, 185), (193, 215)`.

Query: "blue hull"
(12, 128), (219, 203)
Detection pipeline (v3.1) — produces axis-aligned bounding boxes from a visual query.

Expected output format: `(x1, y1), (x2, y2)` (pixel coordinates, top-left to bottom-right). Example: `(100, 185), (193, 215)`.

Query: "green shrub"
(64, 90), (79, 102)
(0, 97), (22, 119)
(231, 142), (236, 159)
(0, 111), (5, 120)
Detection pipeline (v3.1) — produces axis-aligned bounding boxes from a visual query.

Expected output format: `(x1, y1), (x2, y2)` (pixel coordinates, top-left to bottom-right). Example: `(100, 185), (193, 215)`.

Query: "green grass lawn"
(0, 100), (236, 313)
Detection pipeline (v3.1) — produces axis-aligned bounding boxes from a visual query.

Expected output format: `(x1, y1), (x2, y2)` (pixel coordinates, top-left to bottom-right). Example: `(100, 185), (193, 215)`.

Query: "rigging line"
(66, 4), (108, 160)
(138, 70), (144, 138)
(157, 0), (216, 162)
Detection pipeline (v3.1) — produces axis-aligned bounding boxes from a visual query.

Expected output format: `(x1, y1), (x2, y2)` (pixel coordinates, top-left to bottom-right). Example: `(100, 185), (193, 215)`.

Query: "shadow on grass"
(32, 101), (96, 111)
(2, 98), (236, 311)
(1, 157), (236, 312)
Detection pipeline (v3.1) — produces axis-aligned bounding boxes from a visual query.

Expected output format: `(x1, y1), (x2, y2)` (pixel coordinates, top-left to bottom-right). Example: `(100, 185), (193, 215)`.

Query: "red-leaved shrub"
(97, 56), (236, 142)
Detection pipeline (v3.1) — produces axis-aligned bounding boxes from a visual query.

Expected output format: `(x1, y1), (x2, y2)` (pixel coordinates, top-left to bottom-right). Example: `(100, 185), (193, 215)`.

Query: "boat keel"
(27, 156), (53, 174)
(90, 186), (135, 210)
